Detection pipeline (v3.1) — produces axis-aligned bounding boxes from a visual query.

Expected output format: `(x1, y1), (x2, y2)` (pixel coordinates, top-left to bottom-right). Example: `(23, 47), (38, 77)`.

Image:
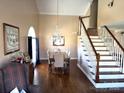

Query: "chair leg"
(48, 64), (52, 72)
(62, 67), (64, 74)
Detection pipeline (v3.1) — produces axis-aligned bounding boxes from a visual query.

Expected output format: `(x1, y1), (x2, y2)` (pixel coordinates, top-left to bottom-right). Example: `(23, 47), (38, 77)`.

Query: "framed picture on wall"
(53, 36), (65, 46)
(3, 23), (20, 55)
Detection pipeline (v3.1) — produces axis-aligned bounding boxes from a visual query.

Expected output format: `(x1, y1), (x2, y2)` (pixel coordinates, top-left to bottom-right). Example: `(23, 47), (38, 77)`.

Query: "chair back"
(65, 49), (70, 58)
(54, 52), (64, 67)
(47, 50), (54, 58)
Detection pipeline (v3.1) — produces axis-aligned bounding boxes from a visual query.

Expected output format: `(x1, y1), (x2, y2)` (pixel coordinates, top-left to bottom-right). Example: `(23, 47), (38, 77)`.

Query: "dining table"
(48, 51), (70, 67)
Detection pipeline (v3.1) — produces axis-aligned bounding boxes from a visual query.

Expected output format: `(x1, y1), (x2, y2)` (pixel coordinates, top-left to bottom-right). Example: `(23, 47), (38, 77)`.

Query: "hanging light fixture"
(55, 0), (60, 38)
(52, 0), (62, 46)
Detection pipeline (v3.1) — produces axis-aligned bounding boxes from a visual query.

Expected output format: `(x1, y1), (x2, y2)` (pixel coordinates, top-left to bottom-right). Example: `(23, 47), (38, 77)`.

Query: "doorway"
(28, 26), (36, 66)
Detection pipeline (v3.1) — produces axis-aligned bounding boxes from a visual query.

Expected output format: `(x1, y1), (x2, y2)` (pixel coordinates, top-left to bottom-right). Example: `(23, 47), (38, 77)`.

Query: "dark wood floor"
(34, 60), (124, 93)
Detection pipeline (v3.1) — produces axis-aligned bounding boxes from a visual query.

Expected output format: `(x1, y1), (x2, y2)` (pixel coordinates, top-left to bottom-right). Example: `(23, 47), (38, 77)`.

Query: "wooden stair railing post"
(79, 16), (100, 83)
(96, 53), (100, 83)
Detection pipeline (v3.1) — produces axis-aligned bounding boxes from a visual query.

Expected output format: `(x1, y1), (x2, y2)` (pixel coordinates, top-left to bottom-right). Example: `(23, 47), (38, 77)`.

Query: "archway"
(28, 26), (36, 66)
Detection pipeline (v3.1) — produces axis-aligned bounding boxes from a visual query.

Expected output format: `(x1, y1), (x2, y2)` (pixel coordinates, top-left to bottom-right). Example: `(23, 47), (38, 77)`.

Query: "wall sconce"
(108, 0), (114, 7)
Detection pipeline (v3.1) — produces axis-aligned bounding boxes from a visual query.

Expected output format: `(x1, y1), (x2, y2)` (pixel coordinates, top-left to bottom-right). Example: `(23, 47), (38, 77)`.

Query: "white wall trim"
(40, 57), (77, 60)
(40, 58), (47, 60)
(39, 12), (82, 16)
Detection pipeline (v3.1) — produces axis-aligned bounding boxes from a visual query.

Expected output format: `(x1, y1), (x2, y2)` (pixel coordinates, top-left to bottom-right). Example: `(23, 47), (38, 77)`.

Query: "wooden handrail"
(104, 26), (124, 52)
(79, 16), (100, 82)
(79, 16), (98, 56)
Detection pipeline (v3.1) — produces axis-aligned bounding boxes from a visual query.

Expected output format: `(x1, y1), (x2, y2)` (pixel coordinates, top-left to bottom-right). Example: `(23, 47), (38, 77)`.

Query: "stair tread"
(99, 65), (118, 66)
(100, 66), (120, 68)
(97, 49), (109, 51)
(99, 79), (124, 83)
(94, 45), (106, 47)
(87, 59), (116, 62)
(100, 55), (112, 56)
(100, 60), (116, 61)
(96, 50), (109, 51)
(100, 60), (116, 62)
(92, 40), (103, 41)
(90, 38), (100, 40)
(100, 54), (112, 55)
(92, 41), (104, 43)
(95, 48), (107, 50)
(90, 71), (122, 75)
(95, 46), (107, 47)
(100, 72), (122, 75)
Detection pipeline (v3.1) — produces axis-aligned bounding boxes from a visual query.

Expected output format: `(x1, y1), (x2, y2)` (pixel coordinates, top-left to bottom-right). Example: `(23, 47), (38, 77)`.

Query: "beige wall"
(98, 0), (124, 26)
(0, 0), (39, 67)
(97, 0), (124, 47)
(39, 15), (78, 59)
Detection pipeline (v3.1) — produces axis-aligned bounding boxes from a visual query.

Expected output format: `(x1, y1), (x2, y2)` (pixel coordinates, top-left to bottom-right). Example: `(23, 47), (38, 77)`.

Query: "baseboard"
(40, 58), (47, 60)
(40, 57), (77, 61)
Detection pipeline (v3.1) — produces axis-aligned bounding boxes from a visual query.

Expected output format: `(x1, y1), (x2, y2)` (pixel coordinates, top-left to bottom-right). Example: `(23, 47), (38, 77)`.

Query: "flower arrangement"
(12, 51), (31, 63)
(14, 51), (24, 63)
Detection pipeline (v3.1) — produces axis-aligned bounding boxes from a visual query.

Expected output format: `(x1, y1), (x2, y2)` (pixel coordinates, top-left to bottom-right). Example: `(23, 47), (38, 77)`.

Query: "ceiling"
(35, 0), (92, 16)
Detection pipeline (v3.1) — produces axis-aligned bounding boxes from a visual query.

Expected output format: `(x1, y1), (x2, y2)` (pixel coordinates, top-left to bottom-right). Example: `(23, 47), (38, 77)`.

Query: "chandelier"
(52, 0), (62, 46)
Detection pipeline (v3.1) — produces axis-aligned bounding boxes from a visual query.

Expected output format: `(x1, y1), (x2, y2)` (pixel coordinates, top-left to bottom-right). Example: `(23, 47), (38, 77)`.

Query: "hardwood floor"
(34, 60), (124, 93)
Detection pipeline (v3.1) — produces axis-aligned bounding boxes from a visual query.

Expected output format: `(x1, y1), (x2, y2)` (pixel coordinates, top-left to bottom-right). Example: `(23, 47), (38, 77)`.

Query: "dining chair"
(53, 52), (65, 73)
(64, 49), (71, 66)
(47, 50), (54, 72)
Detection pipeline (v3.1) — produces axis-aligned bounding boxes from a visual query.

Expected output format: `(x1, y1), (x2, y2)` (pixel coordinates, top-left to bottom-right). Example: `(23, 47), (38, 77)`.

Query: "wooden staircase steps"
(78, 34), (124, 88)
(90, 35), (124, 87)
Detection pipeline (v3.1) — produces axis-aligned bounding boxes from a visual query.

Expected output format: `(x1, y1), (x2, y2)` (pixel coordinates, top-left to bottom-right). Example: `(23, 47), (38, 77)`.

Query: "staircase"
(90, 36), (124, 88)
(78, 17), (124, 88)
(78, 35), (124, 88)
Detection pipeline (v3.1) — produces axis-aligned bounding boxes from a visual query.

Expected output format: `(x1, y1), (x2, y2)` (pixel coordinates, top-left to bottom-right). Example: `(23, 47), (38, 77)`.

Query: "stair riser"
(91, 39), (103, 42)
(89, 68), (120, 73)
(96, 51), (110, 55)
(99, 62), (117, 66)
(96, 83), (124, 88)
(92, 74), (124, 79)
(90, 36), (99, 39)
(100, 56), (113, 60)
(99, 75), (124, 79)
(95, 47), (107, 50)
(99, 68), (120, 72)
(88, 62), (117, 66)
(93, 43), (104, 46)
